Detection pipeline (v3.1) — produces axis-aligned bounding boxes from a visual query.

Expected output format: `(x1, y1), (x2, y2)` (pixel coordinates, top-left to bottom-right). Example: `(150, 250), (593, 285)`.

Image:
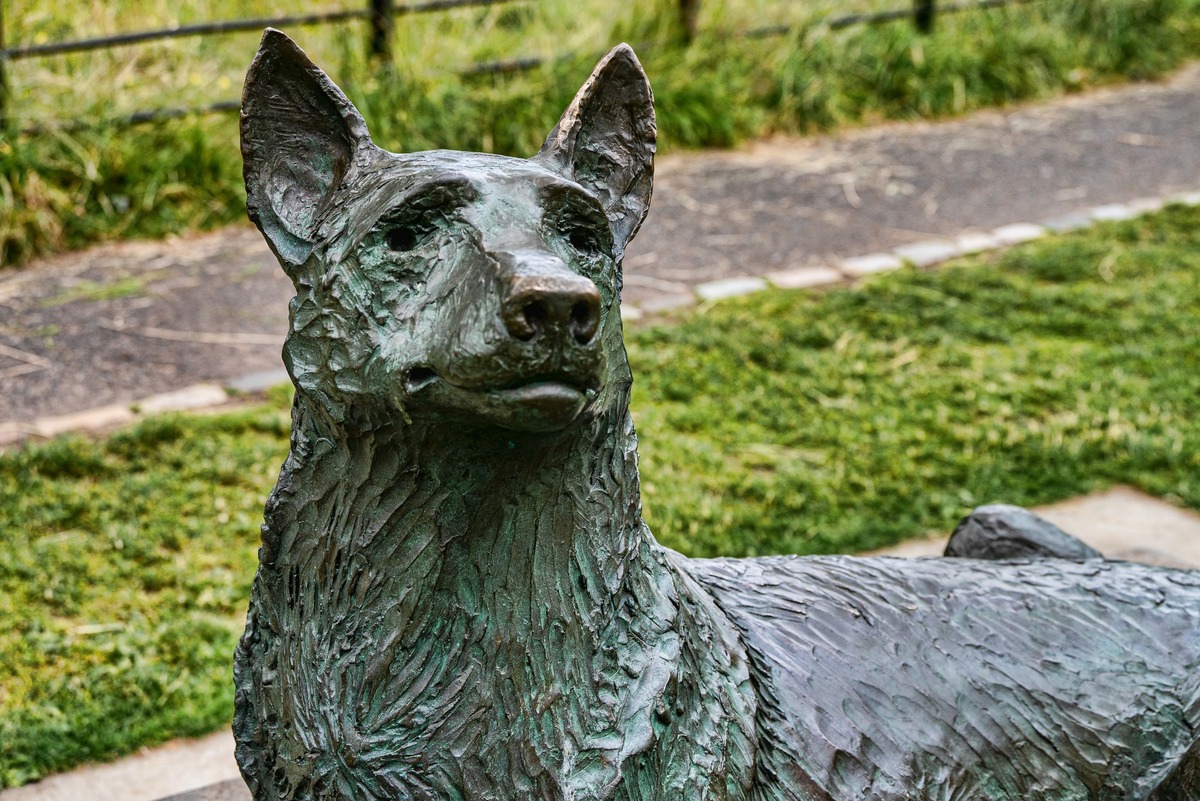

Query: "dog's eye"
(386, 226), (419, 252)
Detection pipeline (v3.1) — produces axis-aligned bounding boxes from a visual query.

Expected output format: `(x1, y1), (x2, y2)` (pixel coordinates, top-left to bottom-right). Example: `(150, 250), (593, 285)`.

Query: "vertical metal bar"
(914, 0), (935, 33)
(369, 0), (394, 62)
(679, 0), (699, 42)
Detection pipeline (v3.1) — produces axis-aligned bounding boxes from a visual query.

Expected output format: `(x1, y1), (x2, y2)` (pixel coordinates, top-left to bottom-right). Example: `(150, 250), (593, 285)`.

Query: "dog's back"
(690, 554), (1200, 800)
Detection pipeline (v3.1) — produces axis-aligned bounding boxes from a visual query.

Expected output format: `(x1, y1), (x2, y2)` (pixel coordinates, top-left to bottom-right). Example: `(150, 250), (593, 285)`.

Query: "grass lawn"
(3, 204), (1200, 784)
(4, 0), (1200, 267)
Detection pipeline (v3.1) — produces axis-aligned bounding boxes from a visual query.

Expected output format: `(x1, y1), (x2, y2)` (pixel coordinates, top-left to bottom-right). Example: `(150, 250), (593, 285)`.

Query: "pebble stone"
(955, 232), (1002, 253)
(766, 266), (844, 289)
(638, 293), (697, 313)
(225, 369), (291, 394)
(841, 252), (904, 276)
(893, 240), (961, 267)
(1126, 197), (1164, 214)
(1090, 203), (1139, 222)
(695, 276), (769, 301)
(991, 223), (1047, 245)
(1040, 213), (1093, 233)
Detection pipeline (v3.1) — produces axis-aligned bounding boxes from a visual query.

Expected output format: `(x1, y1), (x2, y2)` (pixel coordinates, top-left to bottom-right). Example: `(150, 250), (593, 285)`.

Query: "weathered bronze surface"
(945, 503), (1104, 560)
(235, 30), (1200, 800)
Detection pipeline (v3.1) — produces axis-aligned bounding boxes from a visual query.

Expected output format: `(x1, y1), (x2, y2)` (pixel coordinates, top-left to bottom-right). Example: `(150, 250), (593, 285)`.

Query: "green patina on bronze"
(235, 30), (1200, 800)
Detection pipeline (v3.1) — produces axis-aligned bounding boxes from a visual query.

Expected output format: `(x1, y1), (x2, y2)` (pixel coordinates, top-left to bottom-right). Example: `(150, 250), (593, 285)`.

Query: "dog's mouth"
(403, 366), (600, 432)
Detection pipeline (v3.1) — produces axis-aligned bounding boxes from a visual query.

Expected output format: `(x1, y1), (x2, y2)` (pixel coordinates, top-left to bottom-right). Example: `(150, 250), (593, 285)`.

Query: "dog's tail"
(944, 504), (1101, 560)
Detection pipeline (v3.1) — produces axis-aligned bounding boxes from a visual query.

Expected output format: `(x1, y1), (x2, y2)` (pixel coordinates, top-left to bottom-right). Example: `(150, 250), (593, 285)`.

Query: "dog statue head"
(241, 30), (655, 434)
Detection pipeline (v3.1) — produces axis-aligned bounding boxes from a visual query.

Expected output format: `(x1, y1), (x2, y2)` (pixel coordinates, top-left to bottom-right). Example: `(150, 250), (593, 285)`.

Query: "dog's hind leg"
(944, 504), (1102, 560)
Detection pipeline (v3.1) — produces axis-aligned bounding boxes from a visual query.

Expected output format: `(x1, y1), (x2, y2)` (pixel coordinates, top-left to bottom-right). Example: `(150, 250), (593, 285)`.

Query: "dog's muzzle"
(402, 251), (607, 433)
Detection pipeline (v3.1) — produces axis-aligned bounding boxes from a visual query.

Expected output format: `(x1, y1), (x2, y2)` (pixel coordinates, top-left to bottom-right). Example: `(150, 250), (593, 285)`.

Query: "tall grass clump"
(3, 0), (1200, 270)
(0, 120), (243, 267)
(1055, 0), (1200, 77)
(767, 0), (1200, 130)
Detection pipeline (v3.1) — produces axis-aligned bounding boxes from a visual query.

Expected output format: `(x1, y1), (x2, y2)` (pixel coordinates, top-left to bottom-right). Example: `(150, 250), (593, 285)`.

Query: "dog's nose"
(500, 257), (601, 345)
(504, 273), (600, 344)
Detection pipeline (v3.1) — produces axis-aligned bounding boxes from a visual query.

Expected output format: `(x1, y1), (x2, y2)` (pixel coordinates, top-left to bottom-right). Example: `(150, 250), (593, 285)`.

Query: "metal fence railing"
(0, 0), (1034, 133)
(0, 0), (521, 130)
(467, 0), (1040, 76)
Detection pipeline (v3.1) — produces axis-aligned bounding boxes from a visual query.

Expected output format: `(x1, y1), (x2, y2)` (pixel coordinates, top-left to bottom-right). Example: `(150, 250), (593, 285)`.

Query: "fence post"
(369, 0), (394, 62)
(0, 0), (9, 131)
(679, 0), (699, 42)
(914, 0), (935, 33)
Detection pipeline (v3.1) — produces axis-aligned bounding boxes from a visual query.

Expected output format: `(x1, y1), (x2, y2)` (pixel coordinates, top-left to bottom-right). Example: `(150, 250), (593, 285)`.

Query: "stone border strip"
(5, 190), (1200, 449)
(0, 376), (287, 450)
(644, 188), (1200, 315)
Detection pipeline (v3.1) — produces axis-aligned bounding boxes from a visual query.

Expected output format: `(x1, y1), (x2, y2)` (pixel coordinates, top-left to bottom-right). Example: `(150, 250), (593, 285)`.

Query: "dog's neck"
(263, 386), (650, 628)
(239, 387), (753, 800)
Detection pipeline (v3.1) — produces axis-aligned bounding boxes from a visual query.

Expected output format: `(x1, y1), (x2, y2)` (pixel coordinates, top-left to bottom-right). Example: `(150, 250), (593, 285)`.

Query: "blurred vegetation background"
(2, 0), (1199, 268)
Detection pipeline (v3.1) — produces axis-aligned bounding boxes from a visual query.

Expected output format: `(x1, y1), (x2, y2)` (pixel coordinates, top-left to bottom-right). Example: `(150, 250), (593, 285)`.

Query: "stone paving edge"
(5, 186), (1199, 449)
(1, 381), (272, 450)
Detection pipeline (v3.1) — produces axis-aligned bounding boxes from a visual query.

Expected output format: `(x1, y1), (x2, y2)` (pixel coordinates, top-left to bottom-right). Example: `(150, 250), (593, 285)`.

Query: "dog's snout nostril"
(502, 268), (601, 345)
(521, 301), (548, 340)
(405, 366), (438, 393)
(570, 300), (599, 344)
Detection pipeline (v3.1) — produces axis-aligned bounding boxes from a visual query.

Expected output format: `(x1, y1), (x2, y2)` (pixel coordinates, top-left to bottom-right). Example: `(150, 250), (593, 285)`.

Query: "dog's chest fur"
(234, 409), (756, 801)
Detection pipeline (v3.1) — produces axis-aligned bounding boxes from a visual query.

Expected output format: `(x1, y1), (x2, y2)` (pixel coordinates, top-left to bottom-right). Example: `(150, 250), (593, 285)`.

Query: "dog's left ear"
(241, 29), (373, 271)
(534, 44), (656, 255)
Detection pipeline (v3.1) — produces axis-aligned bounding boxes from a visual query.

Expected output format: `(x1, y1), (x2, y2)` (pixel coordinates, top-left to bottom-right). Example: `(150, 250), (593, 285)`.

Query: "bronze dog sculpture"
(235, 30), (1200, 800)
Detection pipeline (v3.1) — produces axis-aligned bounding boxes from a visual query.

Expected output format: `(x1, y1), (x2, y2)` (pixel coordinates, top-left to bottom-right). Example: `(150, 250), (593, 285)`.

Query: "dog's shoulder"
(685, 554), (1200, 800)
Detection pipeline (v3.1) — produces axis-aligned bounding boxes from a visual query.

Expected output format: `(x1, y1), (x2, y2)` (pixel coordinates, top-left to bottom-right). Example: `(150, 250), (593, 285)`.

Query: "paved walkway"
(2, 64), (1200, 434)
(0, 731), (236, 801)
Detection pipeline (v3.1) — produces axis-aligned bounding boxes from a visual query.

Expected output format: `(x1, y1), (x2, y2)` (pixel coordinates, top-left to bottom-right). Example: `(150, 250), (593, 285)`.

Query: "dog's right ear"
(534, 44), (656, 256)
(241, 29), (372, 270)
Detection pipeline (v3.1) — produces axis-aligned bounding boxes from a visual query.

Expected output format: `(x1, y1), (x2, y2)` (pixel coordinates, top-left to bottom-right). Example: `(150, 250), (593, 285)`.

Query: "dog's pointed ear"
(534, 44), (656, 254)
(241, 29), (372, 270)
